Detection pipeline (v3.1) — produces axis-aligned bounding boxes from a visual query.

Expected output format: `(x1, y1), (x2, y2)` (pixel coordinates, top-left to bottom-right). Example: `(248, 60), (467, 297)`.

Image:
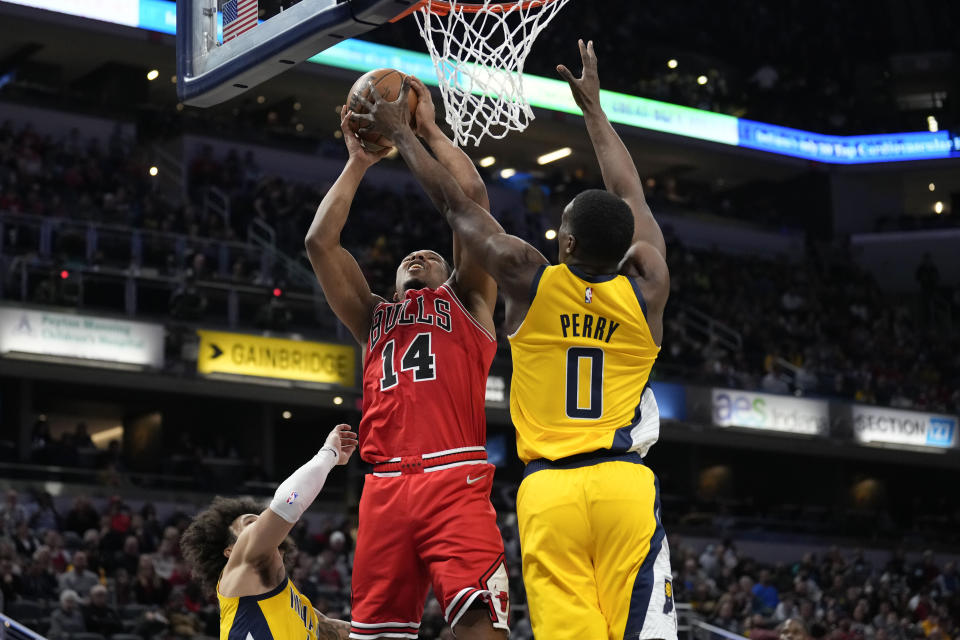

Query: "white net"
(413, 0), (573, 147)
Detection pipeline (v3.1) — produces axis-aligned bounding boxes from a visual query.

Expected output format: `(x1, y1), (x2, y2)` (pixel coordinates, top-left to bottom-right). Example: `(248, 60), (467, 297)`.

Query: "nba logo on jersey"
(585, 287), (593, 303)
(286, 491), (298, 505)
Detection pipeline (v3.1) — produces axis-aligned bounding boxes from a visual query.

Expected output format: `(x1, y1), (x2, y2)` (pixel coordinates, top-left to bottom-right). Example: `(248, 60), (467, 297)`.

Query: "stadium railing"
(691, 618), (750, 640)
(1, 613), (48, 640)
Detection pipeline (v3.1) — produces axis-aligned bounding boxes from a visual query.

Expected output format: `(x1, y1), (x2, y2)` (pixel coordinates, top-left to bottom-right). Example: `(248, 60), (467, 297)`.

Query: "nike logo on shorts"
(466, 474), (486, 485)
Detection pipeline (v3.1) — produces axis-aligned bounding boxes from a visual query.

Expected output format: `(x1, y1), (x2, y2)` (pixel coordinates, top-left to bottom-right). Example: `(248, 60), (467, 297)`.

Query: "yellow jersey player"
(181, 424), (358, 640)
(355, 39), (675, 640)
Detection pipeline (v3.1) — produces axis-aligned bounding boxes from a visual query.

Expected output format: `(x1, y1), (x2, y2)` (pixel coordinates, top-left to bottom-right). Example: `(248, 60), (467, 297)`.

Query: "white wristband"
(268, 446), (338, 523)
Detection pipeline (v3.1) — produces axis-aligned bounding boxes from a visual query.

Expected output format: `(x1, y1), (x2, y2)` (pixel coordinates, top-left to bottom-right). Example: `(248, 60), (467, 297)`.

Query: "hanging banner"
(196, 330), (355, 387)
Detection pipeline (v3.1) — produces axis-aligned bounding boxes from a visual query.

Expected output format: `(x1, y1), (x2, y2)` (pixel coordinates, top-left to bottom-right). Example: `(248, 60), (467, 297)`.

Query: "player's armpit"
(313, 611), (350, 639)
(620, 241), (669, 308)
(478, 234), (546, 296)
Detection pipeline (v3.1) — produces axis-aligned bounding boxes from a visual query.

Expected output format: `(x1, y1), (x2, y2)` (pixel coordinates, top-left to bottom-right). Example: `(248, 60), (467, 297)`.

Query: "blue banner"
(651, 381), (686, 421)
(3, 0), (959, 164)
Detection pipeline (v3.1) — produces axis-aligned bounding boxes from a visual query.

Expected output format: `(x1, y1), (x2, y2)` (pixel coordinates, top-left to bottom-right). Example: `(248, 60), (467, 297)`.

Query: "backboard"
(176, 0), (416, 108)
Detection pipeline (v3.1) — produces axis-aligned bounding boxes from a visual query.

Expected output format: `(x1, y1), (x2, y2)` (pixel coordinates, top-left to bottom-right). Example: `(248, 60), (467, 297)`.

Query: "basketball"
(346, 68), (419, 151)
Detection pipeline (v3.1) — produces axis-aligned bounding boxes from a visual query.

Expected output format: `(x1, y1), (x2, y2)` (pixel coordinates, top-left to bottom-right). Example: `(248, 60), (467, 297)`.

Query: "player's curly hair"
(180, 496), (266, 595)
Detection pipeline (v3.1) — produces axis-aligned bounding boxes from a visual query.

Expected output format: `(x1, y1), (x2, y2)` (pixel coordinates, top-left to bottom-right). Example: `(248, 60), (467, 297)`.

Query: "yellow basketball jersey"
(509, 264), (662, 464)
(218, 576), (319, 640)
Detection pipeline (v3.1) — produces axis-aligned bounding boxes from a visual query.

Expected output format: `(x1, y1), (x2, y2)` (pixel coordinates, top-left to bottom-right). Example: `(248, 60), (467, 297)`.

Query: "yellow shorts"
(517, 453), (677, 640)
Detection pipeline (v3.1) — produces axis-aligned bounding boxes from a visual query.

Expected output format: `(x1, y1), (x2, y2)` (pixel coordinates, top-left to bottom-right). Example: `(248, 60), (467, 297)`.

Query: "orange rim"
(390, 0), (558, 21)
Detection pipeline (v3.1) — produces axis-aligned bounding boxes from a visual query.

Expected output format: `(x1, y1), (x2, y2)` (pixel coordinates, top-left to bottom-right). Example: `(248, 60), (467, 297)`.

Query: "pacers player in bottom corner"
(354, 39), (678, 640)
(180, 424), (357, 640)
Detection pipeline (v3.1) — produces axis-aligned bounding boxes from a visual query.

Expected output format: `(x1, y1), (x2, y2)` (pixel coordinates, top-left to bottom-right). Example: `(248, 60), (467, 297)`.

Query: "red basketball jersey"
(359, 283), (497, 463)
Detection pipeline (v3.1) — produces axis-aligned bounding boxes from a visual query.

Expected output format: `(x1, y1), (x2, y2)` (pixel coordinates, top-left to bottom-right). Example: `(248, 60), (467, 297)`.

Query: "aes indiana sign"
(853, 405), (957, 450)
(711, 388), (828, 436)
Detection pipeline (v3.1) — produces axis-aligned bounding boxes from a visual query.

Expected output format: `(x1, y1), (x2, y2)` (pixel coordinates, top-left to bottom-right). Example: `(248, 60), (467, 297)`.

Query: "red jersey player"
(305, 78), (509, 640)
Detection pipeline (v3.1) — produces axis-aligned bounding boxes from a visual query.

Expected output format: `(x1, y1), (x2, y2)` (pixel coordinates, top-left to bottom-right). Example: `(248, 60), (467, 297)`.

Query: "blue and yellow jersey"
(508, 264), (662, 463)
(218, 576), (319, 640)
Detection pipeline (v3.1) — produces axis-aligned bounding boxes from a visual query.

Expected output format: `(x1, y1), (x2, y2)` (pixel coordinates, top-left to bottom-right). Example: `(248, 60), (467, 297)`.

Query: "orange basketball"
(347, 68), (419, 152)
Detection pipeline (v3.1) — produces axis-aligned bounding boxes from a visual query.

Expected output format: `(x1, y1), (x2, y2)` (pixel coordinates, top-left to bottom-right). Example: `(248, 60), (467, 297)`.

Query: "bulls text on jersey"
(369, 295), (453, 350)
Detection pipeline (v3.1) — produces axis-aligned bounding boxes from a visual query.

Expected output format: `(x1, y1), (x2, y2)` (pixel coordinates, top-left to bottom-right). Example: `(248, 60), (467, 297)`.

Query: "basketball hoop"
(396, 0), (573, 147)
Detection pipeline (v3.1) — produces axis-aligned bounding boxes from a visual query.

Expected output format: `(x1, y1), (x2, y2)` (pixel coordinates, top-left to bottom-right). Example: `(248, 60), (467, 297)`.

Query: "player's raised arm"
(409, 76), (497, 327)
(350, 81), (548, 320)
(305, 107), (389, 345)
(227, 425), (357, 569)
(558, 39), (666, 260)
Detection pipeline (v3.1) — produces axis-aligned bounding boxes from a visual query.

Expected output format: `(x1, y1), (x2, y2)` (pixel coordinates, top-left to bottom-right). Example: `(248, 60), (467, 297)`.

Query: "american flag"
(222, 0), (258, 43)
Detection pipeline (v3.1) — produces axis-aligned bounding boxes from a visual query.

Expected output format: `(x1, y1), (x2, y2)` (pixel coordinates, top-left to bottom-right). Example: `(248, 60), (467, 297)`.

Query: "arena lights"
(500, 168), (516, 179)
(293, 102), (302, 111)
(545, 229), (557, 240)
(928, 115), (939, 132)
(333, 396), (344, 405)
(667, 59), (678, 69)
(929, 183), (936, 192)
(478, 156), (496, 167)
(536, 147), (572, 165)
(146, 69), (159, 81)
(6, 0), (960, 164)
(148, 166), (158, 176)
(282, 410), (292, 419)
(934, 201), (944, 214)
(697, 75), (708, 85)
(256, 95), (266, 104)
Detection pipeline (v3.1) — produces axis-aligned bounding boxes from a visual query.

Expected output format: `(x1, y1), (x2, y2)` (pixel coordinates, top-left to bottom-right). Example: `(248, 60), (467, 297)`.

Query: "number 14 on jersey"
(380, 333), (437, 390)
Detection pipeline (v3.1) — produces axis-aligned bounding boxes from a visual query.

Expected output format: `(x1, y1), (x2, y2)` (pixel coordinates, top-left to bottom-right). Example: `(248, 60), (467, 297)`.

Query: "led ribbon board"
(2, 0), (959, 162)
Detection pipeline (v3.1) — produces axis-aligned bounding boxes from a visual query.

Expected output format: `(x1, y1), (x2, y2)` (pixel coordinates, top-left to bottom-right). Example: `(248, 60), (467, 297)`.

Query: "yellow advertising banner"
(196, 330), (355, 387)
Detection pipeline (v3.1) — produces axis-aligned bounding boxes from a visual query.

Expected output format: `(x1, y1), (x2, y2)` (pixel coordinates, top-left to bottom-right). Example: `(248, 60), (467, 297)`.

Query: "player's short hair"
(567, 189), (634, 265)
(180, 496), (265, 595)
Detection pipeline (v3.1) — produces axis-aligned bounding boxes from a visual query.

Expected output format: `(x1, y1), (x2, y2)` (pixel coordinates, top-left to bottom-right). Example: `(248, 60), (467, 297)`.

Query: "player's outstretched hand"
(323, 424), (359, 466)
(349, 78), (413, 141)
(339, 105), (391, 167)
(557, 39), (600, 113)
(408, 76), (437, 138)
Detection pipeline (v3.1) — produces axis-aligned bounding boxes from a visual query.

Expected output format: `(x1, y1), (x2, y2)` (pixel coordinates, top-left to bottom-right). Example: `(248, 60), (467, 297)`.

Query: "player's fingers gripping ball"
(347, 68), (419, 152)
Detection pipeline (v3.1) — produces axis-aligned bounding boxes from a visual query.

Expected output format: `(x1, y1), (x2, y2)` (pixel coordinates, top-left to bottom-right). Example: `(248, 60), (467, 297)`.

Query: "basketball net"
(412, 0), (573, 147)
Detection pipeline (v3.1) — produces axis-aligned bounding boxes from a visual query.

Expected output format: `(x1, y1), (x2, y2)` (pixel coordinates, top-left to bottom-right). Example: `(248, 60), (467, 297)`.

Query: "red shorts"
(349, 461), (510, 639)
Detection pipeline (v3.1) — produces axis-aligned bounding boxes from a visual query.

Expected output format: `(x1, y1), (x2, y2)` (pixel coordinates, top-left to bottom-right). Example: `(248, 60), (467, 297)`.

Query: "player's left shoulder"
(621, 241), (668, 297)
(441, 276), (497, 340)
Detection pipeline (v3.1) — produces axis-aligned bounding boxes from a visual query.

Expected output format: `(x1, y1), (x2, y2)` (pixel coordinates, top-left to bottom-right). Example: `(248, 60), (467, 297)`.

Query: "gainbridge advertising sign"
(853, 405), (957, 450)
(711, 388), (828, 436)
(196, 330), (355, 388)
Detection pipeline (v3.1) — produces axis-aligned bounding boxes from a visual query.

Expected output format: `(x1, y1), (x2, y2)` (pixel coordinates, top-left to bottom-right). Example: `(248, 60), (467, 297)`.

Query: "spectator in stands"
(29, 492), (60, 532)
(753, 569), (781, 614)
(0, 557), (23, 603)
(20, 546), (58, 600)
(48, 589), (86, 640)
(165, 586), (203, 639)
(73, 423), (94, 448)
(44, 530), (69, 573)
(936, 561), (958, 597)
(12, 521), (41, 558)
(64, 496), (100, 536)
(58, 551), (100, 596)
(152, 527), (181, 580)
(109, 534), (142, 576)
(780, 618), (810, 640)
(169, 269), (208, 320)
(133, 555), (170, 605)
(0, 490), (27, 536)
(83, 583), (123, 636)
